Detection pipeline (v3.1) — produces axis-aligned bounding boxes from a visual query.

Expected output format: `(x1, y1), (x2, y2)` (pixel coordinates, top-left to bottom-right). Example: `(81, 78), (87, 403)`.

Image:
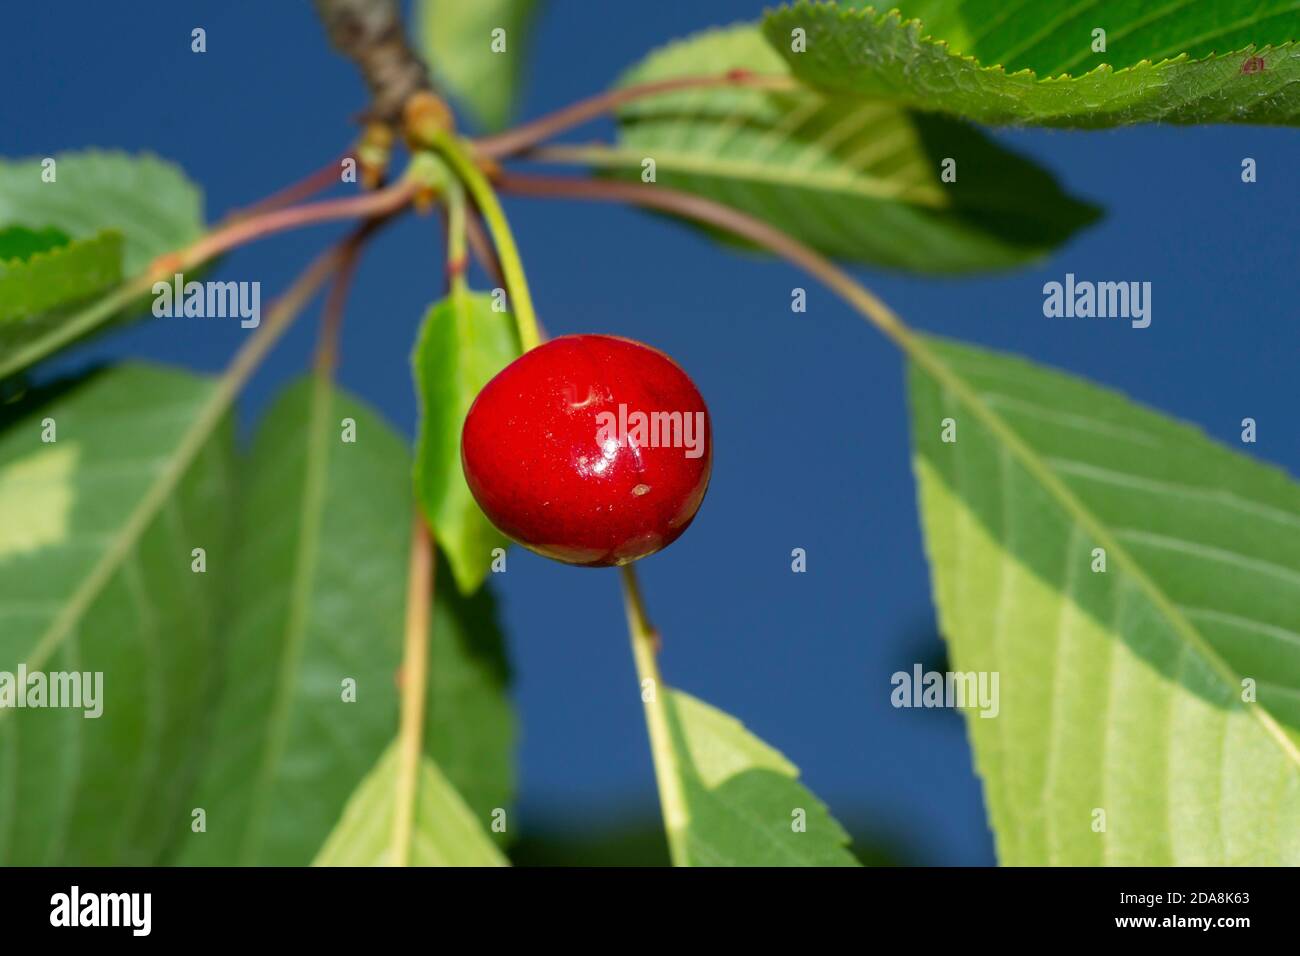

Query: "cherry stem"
(497, 169), (925, 867)
(472, 72), (799, 161)
(393, 509), (435, 867)
(444, 175), (470, 298)
(620, 564), (691, 867)
(430, 133), (543, 351)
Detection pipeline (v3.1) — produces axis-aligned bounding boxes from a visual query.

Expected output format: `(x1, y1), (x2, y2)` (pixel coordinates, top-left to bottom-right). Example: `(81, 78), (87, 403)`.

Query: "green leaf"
(606, 24), (1097, 273)
(764, 2), (1300, 128)
(0, 151), (203, 274)
(0, 364), (234, 864)
(907, 336), (1300, 864)
(180, 377), (513, 865)
(0, 228), (123, 322)
(0, 151), (205, 379)
(417, 0), (542, 131)
(427, 568), (515, 826)
(413, 290), (520, 594)
(0, 225), (70, 261)
(662, 689), (860, 866)
(313, 741), (508, 866)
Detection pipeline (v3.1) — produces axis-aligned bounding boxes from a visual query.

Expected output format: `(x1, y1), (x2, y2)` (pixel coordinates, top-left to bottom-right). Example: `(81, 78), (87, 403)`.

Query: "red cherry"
(461, 334), (712, 566)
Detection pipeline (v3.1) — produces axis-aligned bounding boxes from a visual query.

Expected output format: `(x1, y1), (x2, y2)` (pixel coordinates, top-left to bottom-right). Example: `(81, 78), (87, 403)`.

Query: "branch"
(473, 72), (799, 161)
(313, 0), (432, 124)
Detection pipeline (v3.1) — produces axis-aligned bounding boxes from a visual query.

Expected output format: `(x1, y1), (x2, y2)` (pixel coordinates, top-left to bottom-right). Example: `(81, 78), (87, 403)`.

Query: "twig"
(312, 0), (432, 123)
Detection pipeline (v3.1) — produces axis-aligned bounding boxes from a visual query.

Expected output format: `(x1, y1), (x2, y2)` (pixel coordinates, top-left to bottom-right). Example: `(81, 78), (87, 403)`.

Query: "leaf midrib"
(910, 335), (1300, 770)
(238, 371), (336, 864)
(561, 142), (949, 207)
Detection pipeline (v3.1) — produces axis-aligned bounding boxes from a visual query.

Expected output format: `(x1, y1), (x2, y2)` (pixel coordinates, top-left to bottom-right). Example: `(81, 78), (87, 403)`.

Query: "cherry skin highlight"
(461, 334), (712, 566)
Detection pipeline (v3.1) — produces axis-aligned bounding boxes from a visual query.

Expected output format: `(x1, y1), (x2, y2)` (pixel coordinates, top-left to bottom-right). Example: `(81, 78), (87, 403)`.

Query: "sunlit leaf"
(909, 336), (1300, 864)
(314, 741), (508, 866)
(658, 688), (860, 866)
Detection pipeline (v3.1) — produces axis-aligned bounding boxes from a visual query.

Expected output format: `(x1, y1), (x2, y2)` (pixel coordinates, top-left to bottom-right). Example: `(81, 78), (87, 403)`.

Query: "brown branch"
(473, 72), (798, 161)
(313, 0), (432, 123)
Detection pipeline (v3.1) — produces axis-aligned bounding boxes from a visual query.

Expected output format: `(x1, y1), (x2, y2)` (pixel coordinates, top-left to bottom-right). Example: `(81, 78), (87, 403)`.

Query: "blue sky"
(8, 1), (1298, 864)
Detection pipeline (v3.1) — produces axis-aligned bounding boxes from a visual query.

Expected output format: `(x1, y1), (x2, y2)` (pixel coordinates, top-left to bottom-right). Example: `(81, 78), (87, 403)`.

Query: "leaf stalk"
(393, 511), (435, 866)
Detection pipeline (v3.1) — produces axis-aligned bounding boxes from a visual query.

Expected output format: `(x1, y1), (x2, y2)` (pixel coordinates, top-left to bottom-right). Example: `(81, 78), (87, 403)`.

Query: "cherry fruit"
(461, 334), (712, 566)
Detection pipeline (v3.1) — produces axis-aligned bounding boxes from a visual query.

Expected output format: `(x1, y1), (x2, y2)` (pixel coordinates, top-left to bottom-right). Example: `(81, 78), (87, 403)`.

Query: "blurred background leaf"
(0, 228), (122, 323)
(0, 151), (204, 379)
(0, 365), (232, 864)
(416, 0), (543, 131)
(180, 379), (514, 865)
